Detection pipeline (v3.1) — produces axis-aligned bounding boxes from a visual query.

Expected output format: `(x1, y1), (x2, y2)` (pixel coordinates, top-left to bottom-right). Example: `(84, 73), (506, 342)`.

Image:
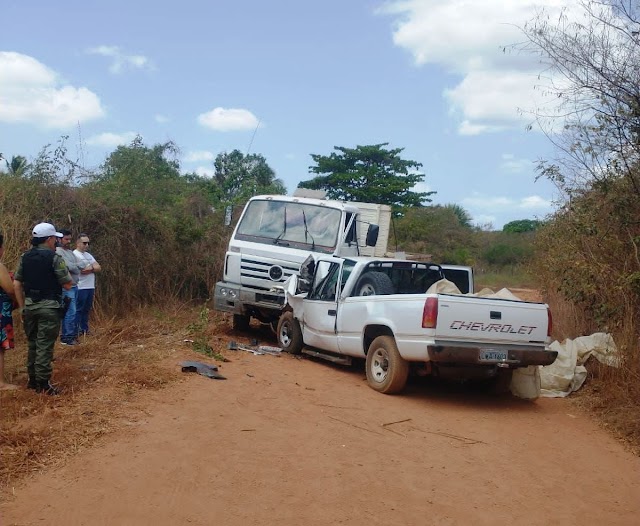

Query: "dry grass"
(0, 302), (236, 494)
(542, 288), (640, 456)
(570, 361), (640, 456)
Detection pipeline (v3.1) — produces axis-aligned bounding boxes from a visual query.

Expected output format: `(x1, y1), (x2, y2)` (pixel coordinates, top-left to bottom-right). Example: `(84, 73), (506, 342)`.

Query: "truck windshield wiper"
(302, 210), (315, 250)
(273, 206), (288, 244)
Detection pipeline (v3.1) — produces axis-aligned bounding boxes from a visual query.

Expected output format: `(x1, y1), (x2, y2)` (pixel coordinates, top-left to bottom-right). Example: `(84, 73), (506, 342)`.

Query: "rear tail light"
(547, 307), (553, 337)
(422, 297), (438, 328)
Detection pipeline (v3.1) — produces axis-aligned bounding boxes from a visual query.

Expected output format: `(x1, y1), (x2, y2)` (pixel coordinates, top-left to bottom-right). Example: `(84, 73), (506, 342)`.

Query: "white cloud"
(500, 153), (532, 174)
(197, 107), (260, 132)
(458, 120), (506, 136)
(460, 192), (553, 229)
(0, 51), (105, 128)
(413, 181), (432, 194)
(86, 131), (138, 147)
(381, 0), (576, 134)
(195, 166), (215, 177)
(519, 195), (551, 209)
(154, 114), (170, 123)
(462, 195), (514, 209)
(461, 192), (553, 228)
(86, 45), (153, 74)
(185, 150), (215, 163)
(462, 193), (552, 210)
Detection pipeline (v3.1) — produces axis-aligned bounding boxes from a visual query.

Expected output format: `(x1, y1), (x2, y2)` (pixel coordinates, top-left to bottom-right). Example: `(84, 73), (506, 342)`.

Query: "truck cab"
(214, 195), (389, 329)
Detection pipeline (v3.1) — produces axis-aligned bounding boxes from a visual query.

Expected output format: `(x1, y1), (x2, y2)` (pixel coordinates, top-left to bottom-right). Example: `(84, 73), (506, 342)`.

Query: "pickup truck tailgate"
(435, 294), (549, 345)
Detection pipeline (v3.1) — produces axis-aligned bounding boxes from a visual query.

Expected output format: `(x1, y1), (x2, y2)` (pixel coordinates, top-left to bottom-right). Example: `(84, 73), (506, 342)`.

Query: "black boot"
(36, 380), (61, 396)
(26, 377), (37, 390)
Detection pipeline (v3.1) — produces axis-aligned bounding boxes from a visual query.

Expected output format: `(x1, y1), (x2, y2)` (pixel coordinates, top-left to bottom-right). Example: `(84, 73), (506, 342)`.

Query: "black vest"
(22, 248), (61, 301)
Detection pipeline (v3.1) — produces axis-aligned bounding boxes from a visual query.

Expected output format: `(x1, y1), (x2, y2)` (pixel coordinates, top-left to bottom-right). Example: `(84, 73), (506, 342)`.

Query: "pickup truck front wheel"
(277, 312), (303, 355)
(366, 336), (409, 394)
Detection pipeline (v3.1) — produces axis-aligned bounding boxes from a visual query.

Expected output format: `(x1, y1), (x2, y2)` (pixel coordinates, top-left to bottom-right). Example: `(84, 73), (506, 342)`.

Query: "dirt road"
(2, 349), (639, 526)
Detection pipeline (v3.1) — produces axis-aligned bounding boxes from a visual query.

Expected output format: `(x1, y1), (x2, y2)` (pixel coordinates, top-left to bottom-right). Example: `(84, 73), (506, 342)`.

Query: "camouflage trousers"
(23, 304), (61, 382)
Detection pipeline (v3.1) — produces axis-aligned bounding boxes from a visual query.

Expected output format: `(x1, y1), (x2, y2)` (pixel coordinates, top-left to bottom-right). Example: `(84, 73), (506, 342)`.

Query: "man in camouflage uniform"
(13, 223), (72, 395)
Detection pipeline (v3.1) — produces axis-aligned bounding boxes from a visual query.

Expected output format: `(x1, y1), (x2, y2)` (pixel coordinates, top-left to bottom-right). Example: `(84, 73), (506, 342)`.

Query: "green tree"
(444, 203), (473, 228)
(502, 219), (542, 233)
(393, 205), (476, 264)
(214, 149), (286, 205)
(2, 154), (28, 176)
(96, 137), (186, 207)
(299, 143), (433, 211)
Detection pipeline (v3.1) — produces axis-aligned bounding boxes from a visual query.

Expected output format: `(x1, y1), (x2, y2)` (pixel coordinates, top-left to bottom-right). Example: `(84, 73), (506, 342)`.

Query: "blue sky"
(1, 0), (576, 229)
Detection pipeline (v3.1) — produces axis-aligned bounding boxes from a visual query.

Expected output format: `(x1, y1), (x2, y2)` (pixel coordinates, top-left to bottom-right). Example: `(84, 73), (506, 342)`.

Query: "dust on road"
(2, 348), (639, 526)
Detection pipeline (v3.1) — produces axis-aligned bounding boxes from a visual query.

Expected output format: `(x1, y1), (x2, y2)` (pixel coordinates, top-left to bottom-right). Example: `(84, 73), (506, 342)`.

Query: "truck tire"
(354, 272), (394, 296)
(366, 335), (409, 394)
(233, 314), (250, 332)
(277, 312), (303, 355)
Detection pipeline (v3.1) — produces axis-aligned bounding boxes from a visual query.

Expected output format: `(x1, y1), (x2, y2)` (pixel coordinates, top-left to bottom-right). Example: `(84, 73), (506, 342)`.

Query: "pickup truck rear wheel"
(277, 312), (303, 355)
(366, 335), (409, 394)
(354, 272), (394, 296)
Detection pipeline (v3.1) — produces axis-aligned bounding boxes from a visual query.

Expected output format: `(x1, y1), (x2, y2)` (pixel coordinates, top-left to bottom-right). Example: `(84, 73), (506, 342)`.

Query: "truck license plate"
(479, 350), (508, 362)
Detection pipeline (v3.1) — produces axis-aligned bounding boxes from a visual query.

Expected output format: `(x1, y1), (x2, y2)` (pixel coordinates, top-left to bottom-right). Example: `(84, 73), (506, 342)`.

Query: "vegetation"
(213, 149), (286, 206)
(299, 143), (434, 212)
(502, 219), (542, 233)
(0, 137), (229, 309)
(519, 0), (640, 447)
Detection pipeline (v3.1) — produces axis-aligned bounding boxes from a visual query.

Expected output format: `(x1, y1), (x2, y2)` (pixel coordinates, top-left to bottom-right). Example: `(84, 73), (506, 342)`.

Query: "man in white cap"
(13, 223), (72, 395)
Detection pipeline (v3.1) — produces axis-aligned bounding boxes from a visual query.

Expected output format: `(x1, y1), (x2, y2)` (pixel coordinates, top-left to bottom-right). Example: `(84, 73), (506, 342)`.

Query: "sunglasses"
(81, 241), (90, 245)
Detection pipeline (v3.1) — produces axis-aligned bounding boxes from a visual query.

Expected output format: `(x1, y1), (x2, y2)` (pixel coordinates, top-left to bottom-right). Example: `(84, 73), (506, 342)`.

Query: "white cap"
(32, 222), (63, 238)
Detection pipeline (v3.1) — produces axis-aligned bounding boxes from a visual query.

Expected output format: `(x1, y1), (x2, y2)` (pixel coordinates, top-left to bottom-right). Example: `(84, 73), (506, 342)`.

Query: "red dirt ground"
(1, 340), (639, 525)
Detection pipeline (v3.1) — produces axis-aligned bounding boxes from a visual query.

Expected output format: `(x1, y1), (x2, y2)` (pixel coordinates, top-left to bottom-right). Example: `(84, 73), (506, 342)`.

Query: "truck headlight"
(220, 287), (237, 298)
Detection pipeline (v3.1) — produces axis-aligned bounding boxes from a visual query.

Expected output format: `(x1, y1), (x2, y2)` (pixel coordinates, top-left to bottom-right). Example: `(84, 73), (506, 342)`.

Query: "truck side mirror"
(365, 224), (379, 247)
(224, 205), (233, 226)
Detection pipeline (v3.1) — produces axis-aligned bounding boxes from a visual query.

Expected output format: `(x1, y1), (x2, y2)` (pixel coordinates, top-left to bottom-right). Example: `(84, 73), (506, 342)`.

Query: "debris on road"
(227, 341), (283, 356)
(180, 361), (226, 380)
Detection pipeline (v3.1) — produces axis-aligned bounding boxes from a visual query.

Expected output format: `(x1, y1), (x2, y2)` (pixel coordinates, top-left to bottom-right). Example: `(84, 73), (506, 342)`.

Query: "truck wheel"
(233, 314), (250, 332)
(366, 335), (409, 394)
(277, 312), (303, 355)
(354, 272), (394, 296)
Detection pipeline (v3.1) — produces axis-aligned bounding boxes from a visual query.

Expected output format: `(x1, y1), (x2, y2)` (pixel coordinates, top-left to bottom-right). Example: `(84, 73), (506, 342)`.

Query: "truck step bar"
(302, 348), (352, 366)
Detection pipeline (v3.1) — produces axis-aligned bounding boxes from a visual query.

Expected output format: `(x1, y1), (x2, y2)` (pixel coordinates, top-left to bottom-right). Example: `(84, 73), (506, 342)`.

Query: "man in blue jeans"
(55, 230), (81, 345)
(73, 233), (101, 337)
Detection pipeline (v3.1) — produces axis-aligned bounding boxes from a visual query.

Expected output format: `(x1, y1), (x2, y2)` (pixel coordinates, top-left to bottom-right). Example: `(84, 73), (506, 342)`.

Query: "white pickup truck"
(276, 255), (557, 394)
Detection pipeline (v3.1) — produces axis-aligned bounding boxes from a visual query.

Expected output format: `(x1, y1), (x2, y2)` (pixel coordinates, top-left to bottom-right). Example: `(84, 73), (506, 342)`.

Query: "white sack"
(511, 366), (541, 400)
(426, 279), (462, 295)
(540, 333), (620, 398)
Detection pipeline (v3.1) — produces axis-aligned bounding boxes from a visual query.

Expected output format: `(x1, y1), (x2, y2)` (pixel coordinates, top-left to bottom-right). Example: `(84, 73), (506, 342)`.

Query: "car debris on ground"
(180, 361), (226, 380)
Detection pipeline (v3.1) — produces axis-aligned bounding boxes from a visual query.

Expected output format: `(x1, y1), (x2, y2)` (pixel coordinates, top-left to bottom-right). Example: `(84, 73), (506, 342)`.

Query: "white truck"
(276, 255), (557, 394)
(214, 194), (392, 329)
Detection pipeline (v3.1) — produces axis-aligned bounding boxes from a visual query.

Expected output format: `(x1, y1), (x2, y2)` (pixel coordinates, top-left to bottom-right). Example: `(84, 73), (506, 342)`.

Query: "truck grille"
(240, 258), (299, 291)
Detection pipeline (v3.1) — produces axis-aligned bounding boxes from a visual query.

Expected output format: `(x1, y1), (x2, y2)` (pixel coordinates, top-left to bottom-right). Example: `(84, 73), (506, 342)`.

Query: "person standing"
(13, 223), (72, 395)
(0, 230), (19, 390)
(56, 229), (82, 345)
(73, 233), (101, 337)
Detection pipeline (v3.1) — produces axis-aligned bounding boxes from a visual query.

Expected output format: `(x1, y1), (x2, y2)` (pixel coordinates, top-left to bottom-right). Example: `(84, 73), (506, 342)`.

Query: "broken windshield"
(235, 200), (342, 253)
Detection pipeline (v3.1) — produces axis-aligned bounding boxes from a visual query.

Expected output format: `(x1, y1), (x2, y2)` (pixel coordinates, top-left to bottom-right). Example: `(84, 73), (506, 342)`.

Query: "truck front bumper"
(427, 345), (558, 367)
(214, 281), (285, 315)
